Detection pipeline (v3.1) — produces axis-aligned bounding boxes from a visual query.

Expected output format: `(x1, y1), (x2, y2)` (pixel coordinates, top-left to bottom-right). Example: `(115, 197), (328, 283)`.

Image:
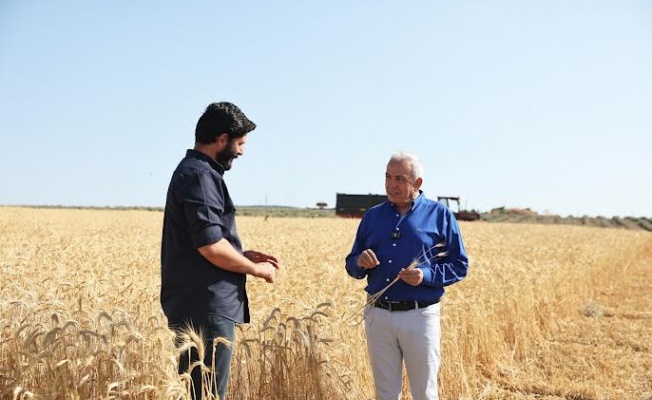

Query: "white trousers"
(365, 303), (441, 400)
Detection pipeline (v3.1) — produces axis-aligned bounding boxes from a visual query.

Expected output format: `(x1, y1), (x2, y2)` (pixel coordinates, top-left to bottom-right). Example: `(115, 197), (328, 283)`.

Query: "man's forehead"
(386, 160), (411, 173)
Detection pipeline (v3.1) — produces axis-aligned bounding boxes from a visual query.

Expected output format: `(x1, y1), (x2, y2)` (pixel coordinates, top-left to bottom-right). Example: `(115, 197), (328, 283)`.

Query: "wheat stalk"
(347, 242), (448, 325)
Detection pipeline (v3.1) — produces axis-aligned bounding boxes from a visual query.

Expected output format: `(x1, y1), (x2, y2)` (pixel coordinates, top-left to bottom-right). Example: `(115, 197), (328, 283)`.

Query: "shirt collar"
(186, 149), (225, 176)
(412, 190), (425, 209)
(389, 190), (425, 212)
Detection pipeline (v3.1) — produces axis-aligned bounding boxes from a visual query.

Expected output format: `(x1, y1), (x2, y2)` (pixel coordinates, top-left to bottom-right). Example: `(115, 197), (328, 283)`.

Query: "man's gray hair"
(389, 151), (424, 181)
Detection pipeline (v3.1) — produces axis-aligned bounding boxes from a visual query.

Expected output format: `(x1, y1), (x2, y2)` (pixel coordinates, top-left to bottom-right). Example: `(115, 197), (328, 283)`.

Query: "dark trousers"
(172, 314), (236, 400)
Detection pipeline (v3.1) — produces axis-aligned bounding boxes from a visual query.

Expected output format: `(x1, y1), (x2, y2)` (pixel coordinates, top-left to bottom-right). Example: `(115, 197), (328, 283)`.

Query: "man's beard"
(215, 144), (238, 171)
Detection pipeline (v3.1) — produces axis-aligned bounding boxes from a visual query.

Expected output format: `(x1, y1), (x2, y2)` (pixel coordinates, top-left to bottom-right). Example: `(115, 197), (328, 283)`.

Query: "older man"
(345, 151), (469, 400)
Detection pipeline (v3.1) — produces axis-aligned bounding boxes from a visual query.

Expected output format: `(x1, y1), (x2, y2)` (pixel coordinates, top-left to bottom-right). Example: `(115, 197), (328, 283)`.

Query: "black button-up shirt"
(161, 150), (249, 324)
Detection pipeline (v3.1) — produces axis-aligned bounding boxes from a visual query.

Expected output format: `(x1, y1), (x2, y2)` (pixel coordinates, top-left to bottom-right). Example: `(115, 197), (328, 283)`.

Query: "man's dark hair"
(195, 102), (256, 144)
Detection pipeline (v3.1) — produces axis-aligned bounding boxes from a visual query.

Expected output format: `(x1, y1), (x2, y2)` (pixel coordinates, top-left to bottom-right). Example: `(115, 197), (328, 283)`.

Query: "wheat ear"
(346, 242), (447, 325)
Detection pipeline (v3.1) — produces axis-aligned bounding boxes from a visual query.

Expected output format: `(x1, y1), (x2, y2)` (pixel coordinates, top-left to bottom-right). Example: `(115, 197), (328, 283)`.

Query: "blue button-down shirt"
(345, 192), (469, 302)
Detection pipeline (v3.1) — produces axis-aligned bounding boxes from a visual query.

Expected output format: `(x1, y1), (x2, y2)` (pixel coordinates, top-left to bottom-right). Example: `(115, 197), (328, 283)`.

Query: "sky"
(1, 1), (651, 218)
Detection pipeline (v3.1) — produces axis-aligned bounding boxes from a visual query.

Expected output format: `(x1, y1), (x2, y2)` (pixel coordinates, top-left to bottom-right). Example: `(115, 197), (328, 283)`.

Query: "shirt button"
(384, 296), (389, 300)
(388, 260), (392, 263)
(395, 227), (399, 230)
(396, 214), (399, 217)
(392, 243), (397, 247)
(386, 278), (390, 282)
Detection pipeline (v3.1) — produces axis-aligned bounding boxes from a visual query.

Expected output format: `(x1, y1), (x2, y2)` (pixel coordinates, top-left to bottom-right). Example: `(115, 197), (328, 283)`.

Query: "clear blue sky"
(1, 1), (651, 217)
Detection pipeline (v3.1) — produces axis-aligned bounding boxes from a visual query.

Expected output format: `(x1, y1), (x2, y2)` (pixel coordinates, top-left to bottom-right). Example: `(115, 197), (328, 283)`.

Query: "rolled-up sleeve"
(178, 169), (226, 248)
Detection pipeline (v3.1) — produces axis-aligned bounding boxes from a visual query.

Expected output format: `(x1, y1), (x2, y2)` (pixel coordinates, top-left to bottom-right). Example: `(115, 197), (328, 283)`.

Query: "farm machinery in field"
(437, 196), (481, 221)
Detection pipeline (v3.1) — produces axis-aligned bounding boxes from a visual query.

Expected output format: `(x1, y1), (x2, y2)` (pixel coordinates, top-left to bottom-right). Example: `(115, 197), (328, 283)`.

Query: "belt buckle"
(387, 301), (401, 312)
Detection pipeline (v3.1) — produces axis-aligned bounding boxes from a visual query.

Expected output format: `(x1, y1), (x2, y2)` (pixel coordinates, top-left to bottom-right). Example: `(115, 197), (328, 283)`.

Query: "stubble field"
(1, 207), (651, 399)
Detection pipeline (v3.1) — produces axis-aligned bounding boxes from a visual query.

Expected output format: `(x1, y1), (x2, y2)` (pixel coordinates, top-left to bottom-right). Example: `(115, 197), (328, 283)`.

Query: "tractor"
(437, 196), (481, 221)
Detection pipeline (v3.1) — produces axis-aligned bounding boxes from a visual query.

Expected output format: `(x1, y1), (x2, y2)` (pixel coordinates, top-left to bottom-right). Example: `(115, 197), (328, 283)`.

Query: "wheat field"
(1, 207), (650, 399)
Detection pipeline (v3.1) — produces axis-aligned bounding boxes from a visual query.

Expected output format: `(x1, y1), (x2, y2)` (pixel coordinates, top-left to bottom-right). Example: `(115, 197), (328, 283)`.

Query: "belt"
(373, 298), (440, 312)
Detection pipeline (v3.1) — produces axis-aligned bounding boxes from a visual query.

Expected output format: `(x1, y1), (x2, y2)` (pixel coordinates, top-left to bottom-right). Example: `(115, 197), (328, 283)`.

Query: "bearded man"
(161, 102), (280, 399)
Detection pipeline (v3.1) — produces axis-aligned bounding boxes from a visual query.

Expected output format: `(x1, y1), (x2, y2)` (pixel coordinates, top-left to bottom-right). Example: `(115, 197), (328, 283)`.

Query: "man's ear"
(414, 177), (423, 190)
(215, 133), (229, 148)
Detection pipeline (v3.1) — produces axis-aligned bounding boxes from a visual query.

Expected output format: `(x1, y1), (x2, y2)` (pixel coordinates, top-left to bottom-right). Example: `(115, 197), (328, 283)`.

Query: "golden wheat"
(1, 207), (650, 399)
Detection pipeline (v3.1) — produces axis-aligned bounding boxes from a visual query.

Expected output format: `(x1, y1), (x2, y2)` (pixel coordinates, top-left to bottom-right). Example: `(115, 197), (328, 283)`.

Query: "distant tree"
(316, 202), (328, 210)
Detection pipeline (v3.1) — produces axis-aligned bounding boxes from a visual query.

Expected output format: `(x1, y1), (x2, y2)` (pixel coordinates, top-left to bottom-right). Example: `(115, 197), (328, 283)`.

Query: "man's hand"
(244, 250), (280, 269)
(398, 268), (423, 286)
(245, 250), (280, 283)
(357, 249), (380, 270)
(255, 262), (278, 283)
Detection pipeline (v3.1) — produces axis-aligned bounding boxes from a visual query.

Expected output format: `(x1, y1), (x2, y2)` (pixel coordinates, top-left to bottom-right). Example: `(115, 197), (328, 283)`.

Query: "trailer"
(335, 193), (387, 218)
